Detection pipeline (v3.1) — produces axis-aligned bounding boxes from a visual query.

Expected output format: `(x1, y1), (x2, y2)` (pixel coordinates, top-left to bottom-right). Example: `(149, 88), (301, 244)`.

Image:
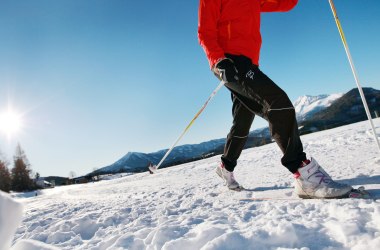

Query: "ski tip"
(348, 186), (371, 199)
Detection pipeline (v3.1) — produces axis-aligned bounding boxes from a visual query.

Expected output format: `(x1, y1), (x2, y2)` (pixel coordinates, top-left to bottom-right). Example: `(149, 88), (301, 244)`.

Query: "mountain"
(92, 126), (276, 175)
(93, 139), (226, 174)
(299, 87), (380, 134)
(293, 93), (343, 121)
(92, 87), (380, 175)
(43, 176), (70, 186)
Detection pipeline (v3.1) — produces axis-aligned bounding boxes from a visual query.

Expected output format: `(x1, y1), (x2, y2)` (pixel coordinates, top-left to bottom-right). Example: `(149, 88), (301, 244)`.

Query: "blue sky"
(0, 0), (379, 177)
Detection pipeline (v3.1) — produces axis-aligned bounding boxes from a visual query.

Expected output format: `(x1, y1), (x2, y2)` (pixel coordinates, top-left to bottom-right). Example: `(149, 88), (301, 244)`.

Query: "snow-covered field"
(3, 119), (380, 250)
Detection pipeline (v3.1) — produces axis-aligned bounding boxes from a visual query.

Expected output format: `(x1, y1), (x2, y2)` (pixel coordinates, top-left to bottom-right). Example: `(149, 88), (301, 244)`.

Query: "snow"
(0, 192), (23, 250)
(293, 94), (343, 121)
(2, 119), (380, 250)
(11, 239), (59, 250)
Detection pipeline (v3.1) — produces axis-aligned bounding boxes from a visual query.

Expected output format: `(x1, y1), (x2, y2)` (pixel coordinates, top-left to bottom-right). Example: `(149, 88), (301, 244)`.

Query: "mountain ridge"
(91, 87), (380, 176)
(294, 93), (343, 121)
(299, 87), (380, 134)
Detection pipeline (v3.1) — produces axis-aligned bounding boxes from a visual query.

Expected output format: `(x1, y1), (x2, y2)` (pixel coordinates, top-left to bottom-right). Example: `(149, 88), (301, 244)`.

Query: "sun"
(0, 109), (22, 137)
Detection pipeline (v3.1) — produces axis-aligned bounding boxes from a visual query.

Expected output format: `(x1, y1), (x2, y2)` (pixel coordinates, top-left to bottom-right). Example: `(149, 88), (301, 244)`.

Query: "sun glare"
(0, 110), (22, 137)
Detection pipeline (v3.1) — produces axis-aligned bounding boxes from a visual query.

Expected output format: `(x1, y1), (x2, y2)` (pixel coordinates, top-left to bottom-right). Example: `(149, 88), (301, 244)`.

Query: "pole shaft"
(328, 0), (380, 152)
(155, 81), (225, 170)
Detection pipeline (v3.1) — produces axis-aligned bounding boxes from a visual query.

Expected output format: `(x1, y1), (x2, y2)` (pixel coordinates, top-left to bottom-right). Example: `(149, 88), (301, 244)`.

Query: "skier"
(198, 0), (352, 198)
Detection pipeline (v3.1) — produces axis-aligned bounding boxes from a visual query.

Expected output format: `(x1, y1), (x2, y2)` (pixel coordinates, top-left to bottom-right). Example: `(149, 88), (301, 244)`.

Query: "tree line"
(0, 143), (37, 193)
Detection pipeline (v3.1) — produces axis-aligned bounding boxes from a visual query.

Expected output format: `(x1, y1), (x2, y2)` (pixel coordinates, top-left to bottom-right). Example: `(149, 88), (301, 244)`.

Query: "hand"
(212, 58), (239, 84)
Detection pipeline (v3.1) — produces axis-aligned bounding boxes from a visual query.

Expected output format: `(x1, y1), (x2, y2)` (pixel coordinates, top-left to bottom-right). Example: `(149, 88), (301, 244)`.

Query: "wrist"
(213, 57), (233, 69)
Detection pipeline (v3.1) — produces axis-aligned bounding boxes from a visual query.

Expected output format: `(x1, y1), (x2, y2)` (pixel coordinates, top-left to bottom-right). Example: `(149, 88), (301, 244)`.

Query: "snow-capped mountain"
(299, 87), (380, 134)
(293, 93), (343, 121)
(93, 125), (274, 175)
(94, 139), (226, 174)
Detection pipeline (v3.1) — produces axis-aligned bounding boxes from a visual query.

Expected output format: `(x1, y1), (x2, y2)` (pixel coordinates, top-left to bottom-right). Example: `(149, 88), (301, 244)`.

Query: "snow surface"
(4, 119), (380, 249)
(0, 191), (23, 250)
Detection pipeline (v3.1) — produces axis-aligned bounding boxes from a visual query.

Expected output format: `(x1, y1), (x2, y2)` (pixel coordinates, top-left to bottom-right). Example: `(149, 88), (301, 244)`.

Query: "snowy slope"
(294, 94), (343, 121)
(6, 119), (380, 250)
(0, 192), (23, 250)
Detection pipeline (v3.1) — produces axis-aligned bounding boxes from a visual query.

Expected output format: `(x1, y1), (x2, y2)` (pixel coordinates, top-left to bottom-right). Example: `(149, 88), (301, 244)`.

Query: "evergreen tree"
(11, 143), (34, 192)
(0, 159), (12, 192)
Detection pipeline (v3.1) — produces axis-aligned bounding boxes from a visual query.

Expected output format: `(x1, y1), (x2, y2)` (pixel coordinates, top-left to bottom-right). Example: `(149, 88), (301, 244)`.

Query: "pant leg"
(221, 94), (255, 172)
(223, 56), (306, 173)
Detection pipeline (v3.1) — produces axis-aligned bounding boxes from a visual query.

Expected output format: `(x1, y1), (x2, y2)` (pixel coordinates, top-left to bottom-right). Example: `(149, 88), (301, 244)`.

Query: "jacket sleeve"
(260, 0), (298, 12)
(198, 0), (225, 69)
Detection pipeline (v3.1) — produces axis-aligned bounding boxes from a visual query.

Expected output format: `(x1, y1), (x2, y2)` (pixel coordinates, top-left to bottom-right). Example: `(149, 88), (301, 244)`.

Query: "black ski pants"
(220, 54), (306, 174)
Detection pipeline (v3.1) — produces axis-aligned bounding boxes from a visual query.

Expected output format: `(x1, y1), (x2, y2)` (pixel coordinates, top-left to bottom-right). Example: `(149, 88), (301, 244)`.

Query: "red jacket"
(198, 0), (298, 68)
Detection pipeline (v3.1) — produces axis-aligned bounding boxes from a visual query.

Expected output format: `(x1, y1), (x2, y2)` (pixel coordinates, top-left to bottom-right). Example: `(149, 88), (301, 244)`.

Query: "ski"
(229, 186), (245, 192)
(239, 186), (373, 201)
(347, 186), (372, 199)
(240, 197), (301, 201)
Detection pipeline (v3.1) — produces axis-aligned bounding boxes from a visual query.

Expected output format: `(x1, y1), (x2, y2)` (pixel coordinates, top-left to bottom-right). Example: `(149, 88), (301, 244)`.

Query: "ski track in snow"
(9, 119), (380, 249)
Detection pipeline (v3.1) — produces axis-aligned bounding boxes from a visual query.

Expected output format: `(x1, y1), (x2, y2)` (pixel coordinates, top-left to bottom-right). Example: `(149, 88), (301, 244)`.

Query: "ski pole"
(149, 80), (225, 172)
(328, 0), (380, 153)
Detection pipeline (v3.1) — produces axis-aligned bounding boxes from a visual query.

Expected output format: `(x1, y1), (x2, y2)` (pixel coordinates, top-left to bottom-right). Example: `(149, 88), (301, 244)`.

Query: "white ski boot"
(294, 158), (352, 199)
(216, 163), (243, 191)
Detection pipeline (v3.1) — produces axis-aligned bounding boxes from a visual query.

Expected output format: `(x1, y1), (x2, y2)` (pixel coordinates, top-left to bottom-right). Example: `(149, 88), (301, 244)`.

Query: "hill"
(8, 119), (380, 249)
(299, 87), (380, 134)
(293, 93), (343, 121)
